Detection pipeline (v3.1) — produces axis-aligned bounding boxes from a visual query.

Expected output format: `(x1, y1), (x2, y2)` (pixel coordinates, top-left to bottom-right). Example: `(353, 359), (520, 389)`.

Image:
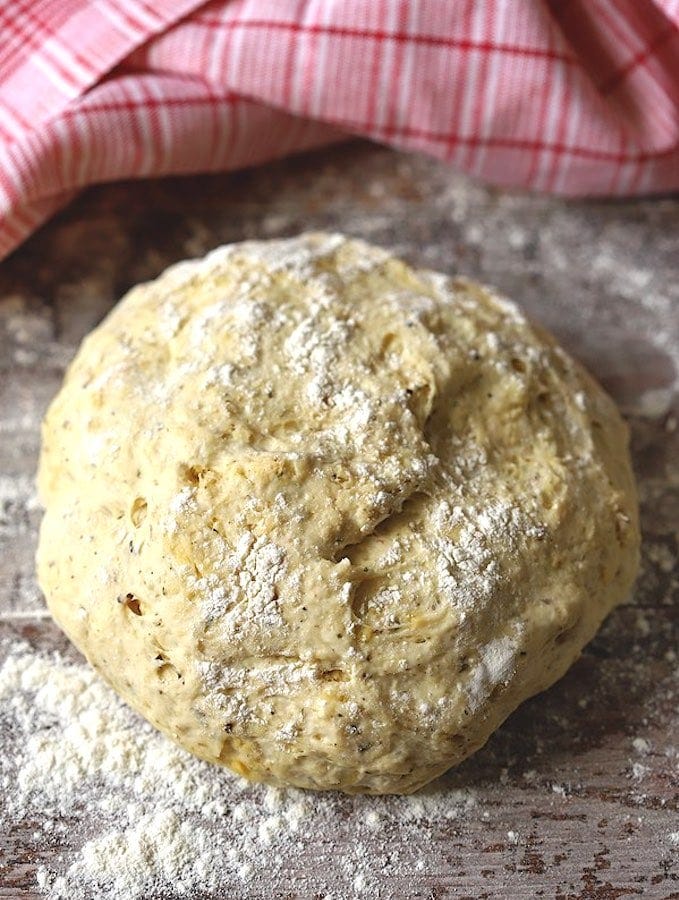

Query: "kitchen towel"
(1, 0), (678, 260)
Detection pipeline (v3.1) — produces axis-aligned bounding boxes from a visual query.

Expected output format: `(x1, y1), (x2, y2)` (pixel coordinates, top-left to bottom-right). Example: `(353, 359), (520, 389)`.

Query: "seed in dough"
(37, 233), (640, 794)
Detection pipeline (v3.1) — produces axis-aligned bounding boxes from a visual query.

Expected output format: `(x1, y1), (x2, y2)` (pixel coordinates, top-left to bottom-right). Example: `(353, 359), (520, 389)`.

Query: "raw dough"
(37, 233), (639, 794)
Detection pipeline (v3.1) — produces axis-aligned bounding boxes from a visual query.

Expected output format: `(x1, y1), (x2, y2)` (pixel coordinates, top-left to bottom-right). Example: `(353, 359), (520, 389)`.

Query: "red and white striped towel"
(1, 0), (678, 260)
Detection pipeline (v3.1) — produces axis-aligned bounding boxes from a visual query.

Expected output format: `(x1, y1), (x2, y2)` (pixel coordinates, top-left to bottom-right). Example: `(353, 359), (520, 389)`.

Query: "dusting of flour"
(0, 640), (478, 900)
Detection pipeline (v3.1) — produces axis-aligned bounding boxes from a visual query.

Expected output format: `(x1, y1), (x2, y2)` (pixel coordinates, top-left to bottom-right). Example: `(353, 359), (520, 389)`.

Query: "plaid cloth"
(1, 0), (678, 260)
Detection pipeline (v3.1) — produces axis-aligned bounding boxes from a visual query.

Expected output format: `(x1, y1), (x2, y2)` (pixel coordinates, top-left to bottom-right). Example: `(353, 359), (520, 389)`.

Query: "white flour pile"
(0, 639), (477, 899)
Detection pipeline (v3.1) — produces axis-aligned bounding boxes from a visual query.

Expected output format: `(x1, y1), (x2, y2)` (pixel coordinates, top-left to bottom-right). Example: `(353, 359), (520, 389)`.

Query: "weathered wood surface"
(0, 142), (677, 898)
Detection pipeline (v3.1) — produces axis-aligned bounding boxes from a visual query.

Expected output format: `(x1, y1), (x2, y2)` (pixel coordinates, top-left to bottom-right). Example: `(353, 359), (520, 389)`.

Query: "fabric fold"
(0, 0), (204, 141)
(0, 0), (678, 260)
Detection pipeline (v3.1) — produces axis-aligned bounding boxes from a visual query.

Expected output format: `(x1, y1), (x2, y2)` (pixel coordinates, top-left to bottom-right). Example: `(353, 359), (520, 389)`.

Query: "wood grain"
(0, 142), (677, 899)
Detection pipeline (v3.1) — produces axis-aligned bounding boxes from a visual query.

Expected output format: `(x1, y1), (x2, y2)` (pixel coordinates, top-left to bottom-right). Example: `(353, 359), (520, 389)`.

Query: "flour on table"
(0, 640), (479, 900)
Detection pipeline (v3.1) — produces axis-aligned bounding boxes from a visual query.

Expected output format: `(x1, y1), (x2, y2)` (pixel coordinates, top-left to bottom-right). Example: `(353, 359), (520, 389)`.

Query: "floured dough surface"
(37, 233), (639, 794)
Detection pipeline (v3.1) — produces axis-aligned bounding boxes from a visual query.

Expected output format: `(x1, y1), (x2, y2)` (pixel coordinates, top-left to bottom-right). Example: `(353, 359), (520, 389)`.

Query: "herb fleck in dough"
(37, 233), (639, 794)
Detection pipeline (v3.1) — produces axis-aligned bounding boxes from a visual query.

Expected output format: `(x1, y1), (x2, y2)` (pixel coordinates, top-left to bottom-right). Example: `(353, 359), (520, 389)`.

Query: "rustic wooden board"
(0, 142), (677, 899)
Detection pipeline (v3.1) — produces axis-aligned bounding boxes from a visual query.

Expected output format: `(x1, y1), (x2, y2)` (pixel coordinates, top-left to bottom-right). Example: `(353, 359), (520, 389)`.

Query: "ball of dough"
(37, 233), (639, 794)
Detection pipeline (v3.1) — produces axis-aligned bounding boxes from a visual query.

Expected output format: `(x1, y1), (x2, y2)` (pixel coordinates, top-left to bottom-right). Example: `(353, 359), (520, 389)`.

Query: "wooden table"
(1, 142), (677, 898)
